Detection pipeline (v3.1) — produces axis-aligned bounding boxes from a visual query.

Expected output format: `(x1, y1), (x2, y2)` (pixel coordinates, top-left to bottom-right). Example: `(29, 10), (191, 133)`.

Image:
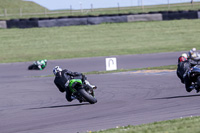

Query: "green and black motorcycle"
(68, 79), (97, 104)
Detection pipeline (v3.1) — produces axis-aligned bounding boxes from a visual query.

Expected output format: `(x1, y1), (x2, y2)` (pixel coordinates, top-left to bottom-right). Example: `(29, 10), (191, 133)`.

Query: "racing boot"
(183, 72), (194, 92)
(85, 80), (97, 90)
(185, 84), (194, 92)
(91, 90), (95, 97)
(194, 85), (200, 93)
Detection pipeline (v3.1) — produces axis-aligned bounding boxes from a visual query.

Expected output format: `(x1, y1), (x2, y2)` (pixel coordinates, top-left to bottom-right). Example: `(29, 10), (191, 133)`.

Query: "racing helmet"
(192, 48), (196, 52)
(189, 48), (197, 57)
(178, 54), (187, 63)
(181, 53), (188, 59)
(53, 66), (62, 75)
(44, 59), (47, 65)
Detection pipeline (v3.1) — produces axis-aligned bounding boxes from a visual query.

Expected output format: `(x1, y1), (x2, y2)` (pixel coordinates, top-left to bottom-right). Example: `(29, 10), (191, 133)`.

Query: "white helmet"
(53, 66), (62, 75)
(181, 53), (188, 58)
(192, 48), (196, 52)
(189, 48), (196, 54)
(189, 48), (197, 58)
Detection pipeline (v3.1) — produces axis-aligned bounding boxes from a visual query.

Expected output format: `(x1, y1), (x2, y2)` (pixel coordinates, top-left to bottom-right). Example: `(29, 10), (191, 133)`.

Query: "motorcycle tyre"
(78, 89), (97, 104)
(197, 76), (200, 87)
(28, 64), (38, 70)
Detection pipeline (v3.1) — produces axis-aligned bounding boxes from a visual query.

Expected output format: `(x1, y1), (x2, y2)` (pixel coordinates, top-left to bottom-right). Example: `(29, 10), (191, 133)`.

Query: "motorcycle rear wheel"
(28, 64), (38, 70)
(78, 89), (97, 104)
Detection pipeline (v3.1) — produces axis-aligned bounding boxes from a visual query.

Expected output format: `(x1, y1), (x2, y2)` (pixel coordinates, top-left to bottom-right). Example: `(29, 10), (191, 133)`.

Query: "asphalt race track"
(1, 52), (200, 133)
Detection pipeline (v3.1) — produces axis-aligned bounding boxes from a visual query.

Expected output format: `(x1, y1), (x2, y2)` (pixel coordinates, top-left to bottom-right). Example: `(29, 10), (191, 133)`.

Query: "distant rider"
(177, 48), (200, 92)
(36, 59), (47, 70)
(53, 66), (97, 102)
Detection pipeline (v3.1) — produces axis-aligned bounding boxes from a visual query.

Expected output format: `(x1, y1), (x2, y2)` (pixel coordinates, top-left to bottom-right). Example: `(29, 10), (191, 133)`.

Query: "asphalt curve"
(1, 52), (200, 133)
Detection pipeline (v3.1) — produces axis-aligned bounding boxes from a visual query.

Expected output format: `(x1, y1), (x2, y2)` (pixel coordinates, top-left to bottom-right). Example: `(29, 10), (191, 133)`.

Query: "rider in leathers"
(53, 66), (96, 102)
(177, 48), (200, 92)
(177, 53), (189, 83)
(36, 59), (47, 70)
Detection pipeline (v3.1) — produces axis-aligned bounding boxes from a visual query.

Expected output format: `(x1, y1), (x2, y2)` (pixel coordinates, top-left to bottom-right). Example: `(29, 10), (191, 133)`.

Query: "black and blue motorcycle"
(188, 58), (200, 92)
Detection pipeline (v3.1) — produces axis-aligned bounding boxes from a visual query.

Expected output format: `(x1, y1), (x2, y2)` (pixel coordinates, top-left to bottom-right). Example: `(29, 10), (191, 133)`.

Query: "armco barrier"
(7, 19), (38, 28)
(38, 18), (88, 27)
(162, 11), (198, 20)
(127, 13), (162, 22)
(0, 21), (7, 28)
(87, 15), (127, 25)
(4, 10), (200, 28)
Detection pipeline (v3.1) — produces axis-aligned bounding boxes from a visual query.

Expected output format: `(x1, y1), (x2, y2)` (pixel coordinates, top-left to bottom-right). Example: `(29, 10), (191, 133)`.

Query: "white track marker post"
(105, 58), (117, 71)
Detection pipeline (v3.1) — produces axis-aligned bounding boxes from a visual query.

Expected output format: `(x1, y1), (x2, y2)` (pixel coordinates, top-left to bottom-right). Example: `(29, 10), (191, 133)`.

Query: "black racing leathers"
(177, 60), (192, 92)
(54, 69), (86, 102)
(177, 60), (190, 83)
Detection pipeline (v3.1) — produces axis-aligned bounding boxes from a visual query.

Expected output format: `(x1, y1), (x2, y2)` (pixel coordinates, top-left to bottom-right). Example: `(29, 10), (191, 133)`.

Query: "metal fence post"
(141, 0), (144, 12)
(118, 3), (120, 13)
(70, 5), (72, 15)
(80, 2), (83, 13)
(168, 0), (170, 10)
(91, 4), (93, 12)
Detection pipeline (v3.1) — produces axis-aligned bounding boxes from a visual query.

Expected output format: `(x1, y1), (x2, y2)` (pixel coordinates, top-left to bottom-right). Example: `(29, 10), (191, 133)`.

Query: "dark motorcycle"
(188, 58), (200, 92)
(67, 79), (97, 104)
(28, 61), (39, 70)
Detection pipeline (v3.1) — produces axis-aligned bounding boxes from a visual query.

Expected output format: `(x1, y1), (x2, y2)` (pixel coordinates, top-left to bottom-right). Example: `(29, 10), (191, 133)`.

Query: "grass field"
(92, 116), (200, 133)
(0, 19), (200, 63)
(0, 0), (47, 18)
(0, 0), (45, 10)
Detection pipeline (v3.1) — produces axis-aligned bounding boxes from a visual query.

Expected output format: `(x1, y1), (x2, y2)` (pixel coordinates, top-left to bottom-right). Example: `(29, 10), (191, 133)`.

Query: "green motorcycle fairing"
(68, 79), (83, 93)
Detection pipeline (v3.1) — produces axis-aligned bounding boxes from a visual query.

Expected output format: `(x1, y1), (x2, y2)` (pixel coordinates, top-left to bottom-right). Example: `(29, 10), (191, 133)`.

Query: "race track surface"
(1, 52), (200, 133)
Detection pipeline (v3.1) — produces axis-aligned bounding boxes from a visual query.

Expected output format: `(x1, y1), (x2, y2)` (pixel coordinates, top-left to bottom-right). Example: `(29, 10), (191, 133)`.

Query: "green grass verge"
(91, 116), (200, 133)
(1, 19), (200, 63)
(84, 65), (177, 75)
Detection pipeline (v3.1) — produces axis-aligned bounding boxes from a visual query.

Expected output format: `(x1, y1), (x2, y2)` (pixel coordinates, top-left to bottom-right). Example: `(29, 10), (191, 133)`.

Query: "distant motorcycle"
(28, 60), (47, 70)
(67, 79), (97, 104)
(188, 58), (200, 92)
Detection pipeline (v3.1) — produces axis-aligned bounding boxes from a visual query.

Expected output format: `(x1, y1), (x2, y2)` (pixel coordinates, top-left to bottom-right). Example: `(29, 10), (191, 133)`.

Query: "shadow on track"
(149, 94), (200, 100)
(27, 103), (90, 110)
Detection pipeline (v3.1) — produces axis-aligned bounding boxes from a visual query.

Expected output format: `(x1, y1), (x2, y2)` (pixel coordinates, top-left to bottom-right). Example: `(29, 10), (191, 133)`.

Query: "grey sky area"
(25, 0), (199, 10)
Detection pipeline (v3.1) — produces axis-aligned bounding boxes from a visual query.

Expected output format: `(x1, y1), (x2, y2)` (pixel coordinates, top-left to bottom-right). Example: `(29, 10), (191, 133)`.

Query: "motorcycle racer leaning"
(53, 66), (97, 102)
(177, 48), (200, 92)
(36, 59), (47, 70)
